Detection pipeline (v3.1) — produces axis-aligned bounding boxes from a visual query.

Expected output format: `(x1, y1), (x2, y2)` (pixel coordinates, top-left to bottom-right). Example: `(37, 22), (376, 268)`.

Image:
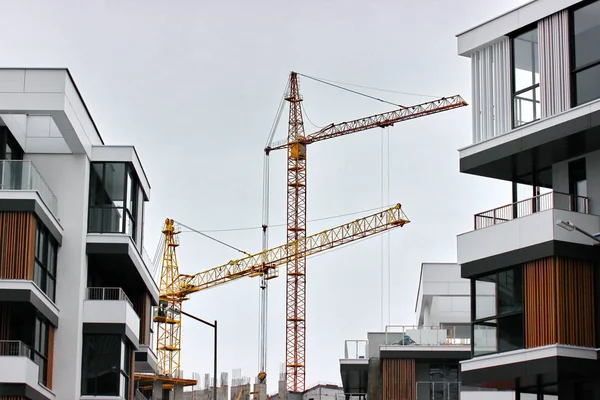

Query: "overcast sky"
(1, 0), (530, 393)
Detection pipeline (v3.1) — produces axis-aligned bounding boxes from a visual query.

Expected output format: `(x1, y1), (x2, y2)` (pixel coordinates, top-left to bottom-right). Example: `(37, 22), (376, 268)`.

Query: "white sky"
(0, 0), (531, 394)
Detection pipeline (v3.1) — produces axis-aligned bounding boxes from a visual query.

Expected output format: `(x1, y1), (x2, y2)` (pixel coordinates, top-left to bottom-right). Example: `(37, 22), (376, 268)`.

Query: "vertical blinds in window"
(470, 37), (511, 143)
(539, 10), (571, 118)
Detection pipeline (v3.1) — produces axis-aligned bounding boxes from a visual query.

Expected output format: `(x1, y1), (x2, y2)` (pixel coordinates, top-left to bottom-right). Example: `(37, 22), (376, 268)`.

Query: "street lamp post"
(555, 219), (600, 243)
(161, 306), (217, 400)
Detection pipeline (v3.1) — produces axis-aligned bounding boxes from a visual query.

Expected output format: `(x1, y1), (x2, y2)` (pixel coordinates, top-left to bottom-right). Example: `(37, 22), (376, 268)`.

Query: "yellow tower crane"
(144, 203), (410, 390)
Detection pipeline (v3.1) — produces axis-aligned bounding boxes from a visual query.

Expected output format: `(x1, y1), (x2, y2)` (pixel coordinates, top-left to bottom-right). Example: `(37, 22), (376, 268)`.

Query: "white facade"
(0, 68), (157, 400)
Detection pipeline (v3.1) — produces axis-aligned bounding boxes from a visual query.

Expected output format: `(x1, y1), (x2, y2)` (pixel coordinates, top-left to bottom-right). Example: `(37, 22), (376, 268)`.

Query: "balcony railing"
(344, 340), (368, 359)
(86, 287), (134, 309)
(474, 191), (589, 230)
(0, 160), (58, 216)
(0, 340), (32, 357)
(384, 325), (471, 346)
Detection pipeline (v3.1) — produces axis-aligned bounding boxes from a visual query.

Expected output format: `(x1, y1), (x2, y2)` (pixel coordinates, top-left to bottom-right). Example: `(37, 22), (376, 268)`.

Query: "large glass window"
(82, 334), (131, 399)
(473, 267), (524, 356)
(88, 163), (139, 242)
(512, 27), (540, 127)
(572, 1), (600, 106)
(34, 220), (58, 302)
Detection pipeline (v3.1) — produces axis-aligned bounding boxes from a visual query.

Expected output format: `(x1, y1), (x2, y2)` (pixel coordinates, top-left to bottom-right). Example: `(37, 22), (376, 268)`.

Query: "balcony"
(0, 160), (59, 227)
(340, 340), (369, 397)
(0, 340), (54, 399)
(135, 344), (158, 374)
(458, 192), (600, 271)
(83, 287), (140, 348)
(473, 192), (588, 230)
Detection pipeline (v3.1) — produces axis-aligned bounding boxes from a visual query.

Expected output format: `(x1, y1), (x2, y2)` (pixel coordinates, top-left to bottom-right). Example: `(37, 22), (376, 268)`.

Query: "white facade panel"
(457, 209), (600, 265)
(470, 38), (511, 143)
(0, 69), (26, 92)
(64, 77), (103, 147)
(0, 356), (55, 399)
(83, 300), (140, 343)
(539, 10), (571, 118)
(24, 69), (67, 93)
(461, 391), (515, 400)
(42, 154), (90, 399)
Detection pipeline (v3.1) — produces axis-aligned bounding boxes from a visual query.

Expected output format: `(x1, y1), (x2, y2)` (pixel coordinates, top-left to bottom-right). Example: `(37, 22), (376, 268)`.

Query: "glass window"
(572, 1), (600, 106)
(33, 316), (49, 386)
(512, 27), (540, 127)
(34, 219), (58, 302)
(88, 162), (139, 244)
(81, 334), (123, 397)
(473, 266), (524, 357)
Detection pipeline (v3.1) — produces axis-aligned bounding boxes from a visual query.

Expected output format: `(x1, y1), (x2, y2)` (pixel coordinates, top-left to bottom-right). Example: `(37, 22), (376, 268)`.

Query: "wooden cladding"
(0, 212), (36, 280)
(524, 256), (595, 348)
(382, 359), (415, 400)
(0, 397), (28, 400)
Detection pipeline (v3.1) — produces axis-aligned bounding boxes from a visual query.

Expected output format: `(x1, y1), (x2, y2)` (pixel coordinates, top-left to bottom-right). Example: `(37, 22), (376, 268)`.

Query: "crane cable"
(296, 72), (406, 109)
(175, 220), (251, 256)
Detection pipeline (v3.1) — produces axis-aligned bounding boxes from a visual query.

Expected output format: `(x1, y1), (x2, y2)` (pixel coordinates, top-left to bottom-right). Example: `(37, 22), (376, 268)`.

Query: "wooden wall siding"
(0, 212), (36, 280)
(525, 257), (595, 348)
(382, 359), (415, 400)
(47, 326), (55, 390)
(0, 304), (9, 340)
(0, 397), (27, 400)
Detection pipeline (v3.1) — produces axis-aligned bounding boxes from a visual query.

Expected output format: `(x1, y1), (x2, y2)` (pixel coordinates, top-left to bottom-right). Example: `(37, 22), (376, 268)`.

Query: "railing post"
(493, 209), (496, 225)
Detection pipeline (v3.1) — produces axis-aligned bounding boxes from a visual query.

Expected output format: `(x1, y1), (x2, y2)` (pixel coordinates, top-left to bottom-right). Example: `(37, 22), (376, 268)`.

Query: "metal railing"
(416, 381), (460, 400)
(384, 325), (471, 346)
(0, 160), (58, 216)
(86, 287), (134, 309)
(0, 340), (32, 357)
(344, 340), (368, 359)
(474, 191), (589, 230)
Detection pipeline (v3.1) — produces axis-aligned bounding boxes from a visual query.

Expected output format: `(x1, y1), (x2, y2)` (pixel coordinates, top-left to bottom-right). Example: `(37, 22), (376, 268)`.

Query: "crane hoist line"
(152, 203), (410, 381)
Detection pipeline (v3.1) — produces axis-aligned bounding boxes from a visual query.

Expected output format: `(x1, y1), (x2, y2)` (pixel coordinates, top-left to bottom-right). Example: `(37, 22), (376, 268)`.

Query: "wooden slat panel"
(525, 256), (595, 348)
(524, 257), (557, 347)
(0, 212), (36, 280)
(0, 397), (27, 400)
(556, 257), (595, 347)
(47, 325), (55, 389)
(382, 359), (415, 400)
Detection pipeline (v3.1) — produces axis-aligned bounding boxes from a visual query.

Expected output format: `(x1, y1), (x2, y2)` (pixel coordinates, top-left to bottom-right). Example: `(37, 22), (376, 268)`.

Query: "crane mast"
(284, 72), (307, 392)
(265, 72), (468, 392)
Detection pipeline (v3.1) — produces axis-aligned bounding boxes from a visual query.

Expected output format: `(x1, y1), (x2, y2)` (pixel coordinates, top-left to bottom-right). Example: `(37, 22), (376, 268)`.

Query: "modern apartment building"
(455, 0), (600, 398)
(339, 263), (511, 400)
(0, 68), (159, 400)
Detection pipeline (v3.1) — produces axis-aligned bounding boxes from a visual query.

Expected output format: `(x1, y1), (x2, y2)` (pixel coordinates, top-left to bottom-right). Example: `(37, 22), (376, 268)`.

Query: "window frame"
(510, 24), (541, 129)
(32, 314), (49, 386)
(34, 219), (58, 302)
(81, 334), (132, 399)
(569, 0), (600, 107)
(88, 162), (139, 242)
(471, 266), (525, 357)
